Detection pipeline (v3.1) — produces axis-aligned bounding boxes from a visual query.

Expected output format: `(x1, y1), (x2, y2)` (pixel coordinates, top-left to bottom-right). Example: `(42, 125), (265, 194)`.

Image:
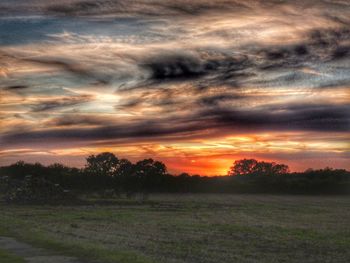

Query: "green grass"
(0, 194), (350, 263)
(0, 217), (152, 263)
(0, 249), (25, 263)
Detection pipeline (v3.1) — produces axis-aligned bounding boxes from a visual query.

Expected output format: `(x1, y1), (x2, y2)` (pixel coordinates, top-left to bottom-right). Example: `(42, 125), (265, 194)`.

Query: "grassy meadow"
(0, 249), (25, 263)
(0, 194), (349, 263)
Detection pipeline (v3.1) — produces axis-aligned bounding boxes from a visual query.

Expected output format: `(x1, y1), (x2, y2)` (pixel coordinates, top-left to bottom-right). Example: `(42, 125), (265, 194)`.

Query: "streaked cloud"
(0, 0), (349, 174)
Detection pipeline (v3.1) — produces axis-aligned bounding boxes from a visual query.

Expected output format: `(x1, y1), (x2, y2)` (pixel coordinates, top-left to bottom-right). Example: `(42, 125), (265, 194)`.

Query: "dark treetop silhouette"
(1, 153), (349, 201)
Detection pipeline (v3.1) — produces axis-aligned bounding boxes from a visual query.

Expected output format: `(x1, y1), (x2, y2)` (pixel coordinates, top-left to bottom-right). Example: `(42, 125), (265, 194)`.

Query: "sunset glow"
(0, 0), (349, 175)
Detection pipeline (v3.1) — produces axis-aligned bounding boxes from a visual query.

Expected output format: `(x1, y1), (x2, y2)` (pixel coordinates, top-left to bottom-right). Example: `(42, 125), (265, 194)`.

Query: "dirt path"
(0, 236), (86, 263)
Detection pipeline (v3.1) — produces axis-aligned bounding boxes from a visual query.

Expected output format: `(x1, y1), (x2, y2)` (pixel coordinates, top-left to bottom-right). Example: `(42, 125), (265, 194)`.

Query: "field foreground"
(0, 194), (349, 263)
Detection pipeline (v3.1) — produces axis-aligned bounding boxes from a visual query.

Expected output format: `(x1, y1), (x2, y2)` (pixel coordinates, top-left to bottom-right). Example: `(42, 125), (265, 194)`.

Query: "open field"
(0, 194), (350, 263)
(0, 248), (24, 263)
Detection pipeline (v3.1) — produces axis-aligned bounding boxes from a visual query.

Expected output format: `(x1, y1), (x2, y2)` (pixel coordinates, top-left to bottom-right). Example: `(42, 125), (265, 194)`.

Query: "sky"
(0, 0), (349, 175)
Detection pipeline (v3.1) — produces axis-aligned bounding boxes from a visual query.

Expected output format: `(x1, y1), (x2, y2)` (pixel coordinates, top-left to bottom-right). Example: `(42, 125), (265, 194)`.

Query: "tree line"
(1, 152), (349, 195)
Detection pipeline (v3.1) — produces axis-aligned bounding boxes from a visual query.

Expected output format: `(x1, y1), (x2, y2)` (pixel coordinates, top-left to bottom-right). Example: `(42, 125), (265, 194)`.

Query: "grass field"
(0, 194), (349, 263)
(0, 249), (25, 263)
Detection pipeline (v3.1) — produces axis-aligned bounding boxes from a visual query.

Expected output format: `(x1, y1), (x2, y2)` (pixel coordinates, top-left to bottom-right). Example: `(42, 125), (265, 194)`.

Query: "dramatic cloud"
(4, 85), (29, 90)
(30, 95), (93, 112)
(2, 103), (349, 148)
(0, 0), (349, 174)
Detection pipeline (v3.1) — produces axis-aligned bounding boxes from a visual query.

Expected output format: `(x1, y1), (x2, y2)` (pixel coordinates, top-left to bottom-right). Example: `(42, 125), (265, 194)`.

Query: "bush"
(1, 175), (76, 204)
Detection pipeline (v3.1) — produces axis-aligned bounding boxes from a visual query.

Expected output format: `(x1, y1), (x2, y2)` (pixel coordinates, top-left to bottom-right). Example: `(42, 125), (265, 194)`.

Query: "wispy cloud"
(0, 0), (349, 173)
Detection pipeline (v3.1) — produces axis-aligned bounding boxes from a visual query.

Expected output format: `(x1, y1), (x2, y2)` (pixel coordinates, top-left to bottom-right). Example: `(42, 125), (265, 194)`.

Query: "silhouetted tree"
(228, 159), (289, 176)
(134, 159), (167, 177)
(115, 159), (134, 178)
(228, 159), (258, 176)
(133, 159), (167, 192)
(85, 152), (120, 177)
(1, 155), (349, 196)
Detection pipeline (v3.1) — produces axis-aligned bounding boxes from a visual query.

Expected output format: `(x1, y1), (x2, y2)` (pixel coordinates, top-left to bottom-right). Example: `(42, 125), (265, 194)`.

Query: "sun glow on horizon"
(1, 0), (349, 175)
(1, 131), (349, 175)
